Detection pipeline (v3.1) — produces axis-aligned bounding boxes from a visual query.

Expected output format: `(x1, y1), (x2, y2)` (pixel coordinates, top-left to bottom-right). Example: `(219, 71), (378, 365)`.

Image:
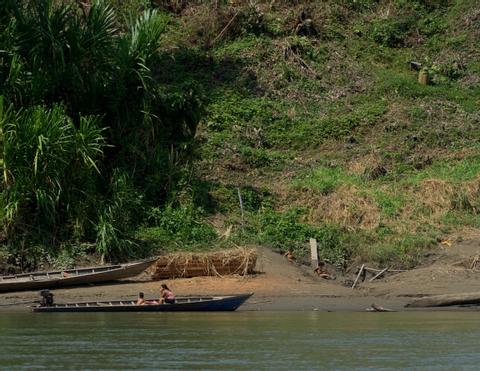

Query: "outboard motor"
(39, 290), (54, 306)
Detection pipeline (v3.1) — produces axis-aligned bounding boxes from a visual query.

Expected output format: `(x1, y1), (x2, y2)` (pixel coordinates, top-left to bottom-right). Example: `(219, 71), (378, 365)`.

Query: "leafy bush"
(205, 184), (272, 214)
(417, 14), (447, 37)
(0, 1), (203, 265)
(370, 17), (413, 47)
(95, 170), (143, 261)
(0, 245), (13, 274)
(240, 147), (272, 168)
(46, 243), (94, 270)
(137, 204), (217, 250)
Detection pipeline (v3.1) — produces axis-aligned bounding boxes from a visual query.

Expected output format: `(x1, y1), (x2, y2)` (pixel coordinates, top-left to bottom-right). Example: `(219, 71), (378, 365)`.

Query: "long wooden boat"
(0, 259), (157, 293)
(31, 293), (253, 312)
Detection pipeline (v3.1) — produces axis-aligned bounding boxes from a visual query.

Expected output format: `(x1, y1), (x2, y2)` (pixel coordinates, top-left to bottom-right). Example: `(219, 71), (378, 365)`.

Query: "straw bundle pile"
(151, 247), (257, 280)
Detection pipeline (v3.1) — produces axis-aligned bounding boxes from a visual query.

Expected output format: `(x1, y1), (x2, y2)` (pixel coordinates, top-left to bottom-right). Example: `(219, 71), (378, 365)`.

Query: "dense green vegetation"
(1, 0), (479, 272)
(0, 0), (203, 269)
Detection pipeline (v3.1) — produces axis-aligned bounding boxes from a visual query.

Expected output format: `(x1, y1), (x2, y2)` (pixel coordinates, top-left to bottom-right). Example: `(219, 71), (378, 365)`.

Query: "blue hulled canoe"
(31, 293), (253, 312)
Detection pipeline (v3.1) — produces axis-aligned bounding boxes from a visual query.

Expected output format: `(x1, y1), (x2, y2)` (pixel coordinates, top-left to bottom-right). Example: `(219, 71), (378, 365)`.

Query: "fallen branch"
(369, 267), (389, 282)
(211, 11), (240, 46)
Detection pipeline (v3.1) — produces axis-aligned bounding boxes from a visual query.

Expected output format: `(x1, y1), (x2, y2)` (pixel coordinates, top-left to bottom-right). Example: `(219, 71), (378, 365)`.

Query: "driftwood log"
(406, 292), (480, 308)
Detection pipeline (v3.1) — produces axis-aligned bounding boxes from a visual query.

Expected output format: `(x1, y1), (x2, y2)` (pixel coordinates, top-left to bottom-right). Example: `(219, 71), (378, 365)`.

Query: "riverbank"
(2, 240), (480, 312)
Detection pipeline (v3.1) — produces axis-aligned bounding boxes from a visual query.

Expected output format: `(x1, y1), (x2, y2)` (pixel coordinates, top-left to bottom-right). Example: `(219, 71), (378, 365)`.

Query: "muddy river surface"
(1, 311), (479, 370)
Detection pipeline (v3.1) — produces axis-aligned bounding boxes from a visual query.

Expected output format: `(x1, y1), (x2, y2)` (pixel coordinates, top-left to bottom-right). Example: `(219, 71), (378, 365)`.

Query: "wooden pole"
(352, 264), (365, 289)
(309, 238), (318, 269)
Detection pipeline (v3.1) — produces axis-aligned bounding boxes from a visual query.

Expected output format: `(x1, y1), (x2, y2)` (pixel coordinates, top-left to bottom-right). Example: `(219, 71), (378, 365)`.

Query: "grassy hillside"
(1, 0), (479, 270)
(135, 0), (480, 269)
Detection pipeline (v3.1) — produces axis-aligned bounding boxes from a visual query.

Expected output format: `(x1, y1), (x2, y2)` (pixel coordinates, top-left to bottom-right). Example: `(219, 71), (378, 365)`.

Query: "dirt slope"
(362, 235), (480, 298)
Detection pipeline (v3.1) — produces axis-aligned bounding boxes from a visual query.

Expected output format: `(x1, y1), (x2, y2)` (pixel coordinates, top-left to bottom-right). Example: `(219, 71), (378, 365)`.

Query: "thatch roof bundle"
(151, 247), (257, 280)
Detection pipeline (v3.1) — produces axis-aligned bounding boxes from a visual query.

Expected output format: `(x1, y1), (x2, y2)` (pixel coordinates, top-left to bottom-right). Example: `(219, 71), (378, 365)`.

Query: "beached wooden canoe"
(31, 293), (253, 312)
(0, 259), (157, 293)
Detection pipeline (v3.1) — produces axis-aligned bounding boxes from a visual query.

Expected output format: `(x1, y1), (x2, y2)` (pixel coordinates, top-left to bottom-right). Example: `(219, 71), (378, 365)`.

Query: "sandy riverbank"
(2, 237), (480, 312)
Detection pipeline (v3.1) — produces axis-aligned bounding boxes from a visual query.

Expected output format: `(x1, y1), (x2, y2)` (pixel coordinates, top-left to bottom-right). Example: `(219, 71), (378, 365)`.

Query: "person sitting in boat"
(159, 284), (175, 304)
(137, 292), (146, 305)
(137, 292), (159, 305)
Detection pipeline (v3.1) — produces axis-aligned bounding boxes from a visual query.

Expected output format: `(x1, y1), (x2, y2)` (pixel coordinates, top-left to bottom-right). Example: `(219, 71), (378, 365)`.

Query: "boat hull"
(0, 259), (156, 293)
(32, 294), (253, 312)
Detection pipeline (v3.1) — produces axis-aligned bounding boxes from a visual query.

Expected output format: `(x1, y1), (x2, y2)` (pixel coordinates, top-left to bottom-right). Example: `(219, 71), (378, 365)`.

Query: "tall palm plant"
(0, 99), (105, 247)
(0, 1), (204, 264)
(7, 0), (117, 114)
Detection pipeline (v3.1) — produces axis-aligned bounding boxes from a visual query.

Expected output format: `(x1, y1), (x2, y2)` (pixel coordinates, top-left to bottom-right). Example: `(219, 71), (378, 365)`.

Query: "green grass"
(144, 0), (480, 268)
(376, 70), (480, 112)
(401, 157), (480, 184)
(373, 190), (406, 218)
(358, 234), (435, 269)
(292, 167), (360, 195)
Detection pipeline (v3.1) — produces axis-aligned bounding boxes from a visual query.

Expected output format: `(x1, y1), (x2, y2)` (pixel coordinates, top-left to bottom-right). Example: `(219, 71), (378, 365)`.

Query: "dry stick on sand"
(369, 267), (389, 282)
(352, 264), (365, 289)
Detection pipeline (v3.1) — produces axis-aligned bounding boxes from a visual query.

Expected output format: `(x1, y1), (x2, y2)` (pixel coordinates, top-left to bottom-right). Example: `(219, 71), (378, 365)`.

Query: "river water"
(0, 311), (479, 370)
